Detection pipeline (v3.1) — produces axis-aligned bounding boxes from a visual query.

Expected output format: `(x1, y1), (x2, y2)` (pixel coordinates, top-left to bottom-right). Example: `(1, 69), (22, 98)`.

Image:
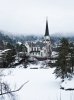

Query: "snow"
(27, 61), (46, 69)
(16, 64), (24, 68)
(51, 51), (58, 58)
(1, 49), (11, 53)
(17, 41), (22, 45)
(0, 64), (74, 100)
(61, 77), (74, 90)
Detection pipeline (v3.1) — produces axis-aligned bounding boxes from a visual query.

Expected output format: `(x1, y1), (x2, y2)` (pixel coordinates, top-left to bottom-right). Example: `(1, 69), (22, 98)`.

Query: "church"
(25, 19), (52, 58)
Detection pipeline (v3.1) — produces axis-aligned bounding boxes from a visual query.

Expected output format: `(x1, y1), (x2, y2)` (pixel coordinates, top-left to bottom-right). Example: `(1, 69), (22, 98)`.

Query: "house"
(25, 19), (52, 58)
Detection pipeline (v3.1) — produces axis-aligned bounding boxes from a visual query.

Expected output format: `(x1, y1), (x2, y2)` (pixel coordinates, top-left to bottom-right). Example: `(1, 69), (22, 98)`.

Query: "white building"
(25, 19), (52, 58)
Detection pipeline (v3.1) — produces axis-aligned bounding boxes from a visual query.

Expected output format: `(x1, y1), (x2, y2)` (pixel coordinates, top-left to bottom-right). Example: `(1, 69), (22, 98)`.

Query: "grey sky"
(0, 0), (74, 36)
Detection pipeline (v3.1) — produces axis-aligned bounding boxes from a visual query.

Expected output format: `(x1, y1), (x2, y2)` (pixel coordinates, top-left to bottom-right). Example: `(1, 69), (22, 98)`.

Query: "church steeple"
(44, 18), (52, 57)
(44, 18), (50, 41)
(45, 19), (49, 36)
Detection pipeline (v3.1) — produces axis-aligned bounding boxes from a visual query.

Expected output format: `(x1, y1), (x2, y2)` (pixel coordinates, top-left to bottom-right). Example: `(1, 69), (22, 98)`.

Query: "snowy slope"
(0, 64), (74, 100)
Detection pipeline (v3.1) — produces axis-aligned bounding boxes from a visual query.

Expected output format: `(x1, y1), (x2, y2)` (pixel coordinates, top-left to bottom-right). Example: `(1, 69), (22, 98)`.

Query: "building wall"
(25, 36), (51, 58)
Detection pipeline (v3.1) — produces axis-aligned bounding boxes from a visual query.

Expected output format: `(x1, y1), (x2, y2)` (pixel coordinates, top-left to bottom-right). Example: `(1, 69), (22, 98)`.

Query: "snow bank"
(60, 77), (74, 90)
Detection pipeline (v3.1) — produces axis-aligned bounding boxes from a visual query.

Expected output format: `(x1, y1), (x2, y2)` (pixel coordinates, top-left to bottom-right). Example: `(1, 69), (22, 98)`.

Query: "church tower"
(44, 19), (52, 58)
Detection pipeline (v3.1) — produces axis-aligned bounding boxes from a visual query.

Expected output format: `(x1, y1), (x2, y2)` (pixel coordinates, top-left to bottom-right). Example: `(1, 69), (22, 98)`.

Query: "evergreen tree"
(54, 38), (70, 79)
(5, 49), (16, 67)
(15, 43), (27, 52)
(6, 42), (14, 49)
(69, 43), (74, 73)
(0, 42), (16, 68)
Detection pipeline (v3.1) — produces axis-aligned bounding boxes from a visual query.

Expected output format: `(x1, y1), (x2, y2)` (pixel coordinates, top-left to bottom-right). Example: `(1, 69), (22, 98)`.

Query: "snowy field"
(0, 63), (74, 100)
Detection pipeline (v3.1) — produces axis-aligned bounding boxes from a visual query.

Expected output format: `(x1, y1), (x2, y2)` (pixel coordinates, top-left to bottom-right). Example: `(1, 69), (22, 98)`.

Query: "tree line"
(0, 42), (28, 68)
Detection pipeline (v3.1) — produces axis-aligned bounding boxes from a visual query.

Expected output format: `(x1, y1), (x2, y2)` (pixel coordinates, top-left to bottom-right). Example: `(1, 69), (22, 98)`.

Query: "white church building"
(25, 20), (52, 58)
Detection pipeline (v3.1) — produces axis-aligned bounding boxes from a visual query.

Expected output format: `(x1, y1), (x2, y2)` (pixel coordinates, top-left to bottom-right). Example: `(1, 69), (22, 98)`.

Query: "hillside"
(0, 32), (14, 43)
(0, 32), (16, 49)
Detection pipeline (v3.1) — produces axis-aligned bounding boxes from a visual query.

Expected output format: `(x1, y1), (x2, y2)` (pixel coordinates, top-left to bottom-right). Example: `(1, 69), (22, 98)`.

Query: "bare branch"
(0, 81), (29, 95)
(1, 83), (2, 95)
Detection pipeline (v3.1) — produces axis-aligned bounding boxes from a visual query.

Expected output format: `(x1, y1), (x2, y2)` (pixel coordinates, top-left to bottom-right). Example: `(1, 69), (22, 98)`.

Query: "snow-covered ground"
(0, 63), (74, 100)
(61, 77), (74, 90)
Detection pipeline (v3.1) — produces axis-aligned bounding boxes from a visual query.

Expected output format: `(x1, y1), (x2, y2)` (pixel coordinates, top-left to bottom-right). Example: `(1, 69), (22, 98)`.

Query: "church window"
(41, 52), (43, 56)
(34, 47), (36, 51)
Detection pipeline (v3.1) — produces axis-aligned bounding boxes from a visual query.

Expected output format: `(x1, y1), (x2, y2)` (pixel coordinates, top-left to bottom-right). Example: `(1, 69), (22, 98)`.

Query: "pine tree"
(15, 43), (27, 53)
(5, 49), (16, 67)
(1, 47), (16, 68)
(54, 38), (70, 79)
(69, 43), (74, 73)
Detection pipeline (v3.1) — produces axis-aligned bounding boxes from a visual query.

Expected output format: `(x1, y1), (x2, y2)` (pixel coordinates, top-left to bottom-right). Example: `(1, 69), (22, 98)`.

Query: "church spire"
(45, 19), (49, 36)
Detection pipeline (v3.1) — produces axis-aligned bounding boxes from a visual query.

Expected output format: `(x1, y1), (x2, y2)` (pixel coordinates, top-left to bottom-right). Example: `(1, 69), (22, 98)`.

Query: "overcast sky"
(0, 0), (74, 36)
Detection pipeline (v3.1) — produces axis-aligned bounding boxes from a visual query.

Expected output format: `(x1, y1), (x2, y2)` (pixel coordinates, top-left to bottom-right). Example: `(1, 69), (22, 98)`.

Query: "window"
(38, 52), (40, 55)
(32, 47), (33, 51)
(37, 47), (39, 51)
(34, 47), (36, 51)
(41, 52), (43, 56)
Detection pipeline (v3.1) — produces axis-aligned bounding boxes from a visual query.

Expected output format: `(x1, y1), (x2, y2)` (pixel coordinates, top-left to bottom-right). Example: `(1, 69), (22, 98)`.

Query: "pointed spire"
(45, 18), (49, 36)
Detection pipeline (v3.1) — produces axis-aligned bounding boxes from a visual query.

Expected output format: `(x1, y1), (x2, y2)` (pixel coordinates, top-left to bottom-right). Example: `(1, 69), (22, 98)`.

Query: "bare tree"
(0, 69), (29, 100)
(0, 81), (29, 95)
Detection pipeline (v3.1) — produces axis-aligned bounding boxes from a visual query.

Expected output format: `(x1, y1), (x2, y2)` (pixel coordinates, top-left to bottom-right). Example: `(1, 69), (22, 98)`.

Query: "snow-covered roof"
(17, 41), (22, 45)
(27, 41), (46, 49)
